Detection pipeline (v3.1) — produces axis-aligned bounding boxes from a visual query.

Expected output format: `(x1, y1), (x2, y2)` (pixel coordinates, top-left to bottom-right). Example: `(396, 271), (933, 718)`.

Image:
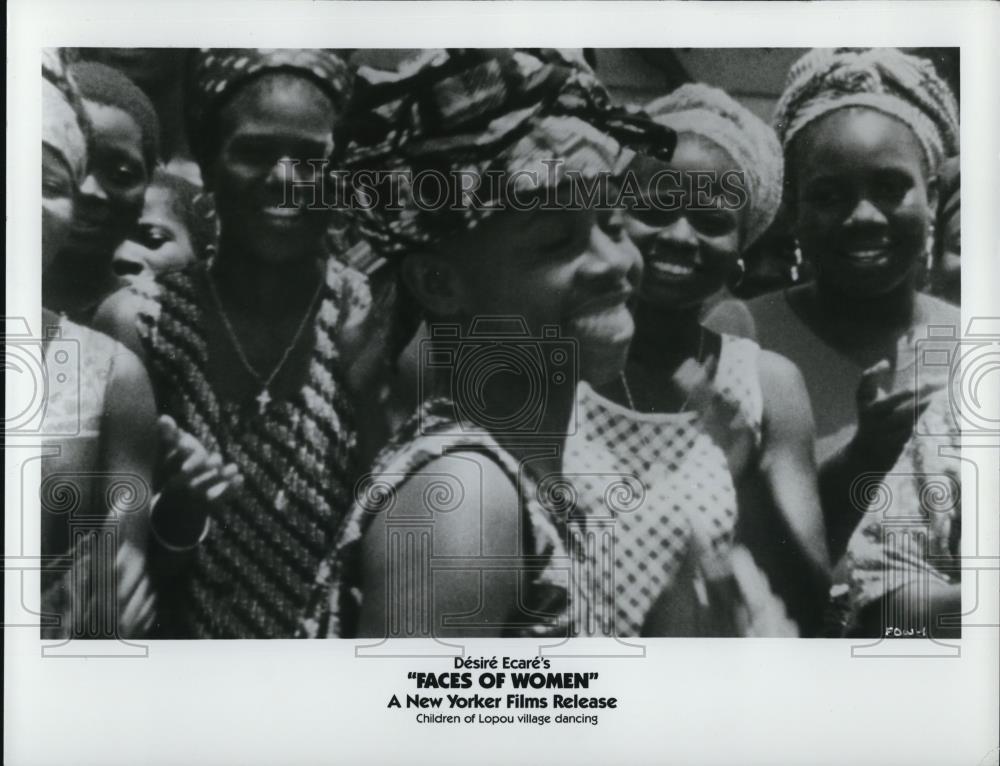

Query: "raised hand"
(153, 415), (243, 549)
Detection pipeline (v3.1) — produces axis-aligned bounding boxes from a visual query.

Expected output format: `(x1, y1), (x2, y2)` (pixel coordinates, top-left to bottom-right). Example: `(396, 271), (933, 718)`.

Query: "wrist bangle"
(150, 493), (212, 553)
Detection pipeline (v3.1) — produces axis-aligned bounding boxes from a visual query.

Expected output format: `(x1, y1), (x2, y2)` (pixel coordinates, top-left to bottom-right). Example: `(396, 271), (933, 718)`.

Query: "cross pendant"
(256, 388), (272, 414)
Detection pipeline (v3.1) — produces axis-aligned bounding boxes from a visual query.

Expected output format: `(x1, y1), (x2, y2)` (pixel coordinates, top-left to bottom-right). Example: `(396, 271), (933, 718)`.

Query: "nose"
(656, 215), (699, 250)
(79, 172), (108, 201)
(582, 221), (642, 286)
(844, 197), (888, 228)
(112, 242), (150, 277)
(267, 156), (305, 186)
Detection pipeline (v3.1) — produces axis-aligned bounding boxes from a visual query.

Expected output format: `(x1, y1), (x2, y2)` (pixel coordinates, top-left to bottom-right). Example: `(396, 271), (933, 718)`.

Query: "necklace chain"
(206, 267), (325, 413)
(620, 327), (706, 414)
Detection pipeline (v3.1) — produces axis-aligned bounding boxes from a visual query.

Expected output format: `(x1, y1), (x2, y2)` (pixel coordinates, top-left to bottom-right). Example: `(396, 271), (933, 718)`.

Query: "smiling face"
(69, 101), (149, 261)
(207, 73), (336, 265)
(42, 144), (77, 271)
(411, 200), (642, 386)
(625, 134), (744, 312)
(790, 107), (934, 300)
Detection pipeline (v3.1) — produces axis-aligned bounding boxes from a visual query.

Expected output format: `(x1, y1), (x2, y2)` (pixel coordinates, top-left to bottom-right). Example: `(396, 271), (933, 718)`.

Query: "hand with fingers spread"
(852, 359), (941, 473)
(152, 415), (243, 550)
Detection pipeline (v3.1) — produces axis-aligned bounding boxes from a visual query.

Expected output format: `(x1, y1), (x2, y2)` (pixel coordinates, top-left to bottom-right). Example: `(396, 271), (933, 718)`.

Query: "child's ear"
(400, 252), (464, 318)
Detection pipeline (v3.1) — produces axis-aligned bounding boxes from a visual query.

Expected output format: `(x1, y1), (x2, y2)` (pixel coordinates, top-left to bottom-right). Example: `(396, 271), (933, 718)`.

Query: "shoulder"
(325, 256), (372, 317)
(371, 450), (520, 554)
(756, 349), (813, 435)
(915, 292), (960, 327)
(397, 451), (518, 509)
(757, 348), (806, 389)
(92, 277), (163, 359)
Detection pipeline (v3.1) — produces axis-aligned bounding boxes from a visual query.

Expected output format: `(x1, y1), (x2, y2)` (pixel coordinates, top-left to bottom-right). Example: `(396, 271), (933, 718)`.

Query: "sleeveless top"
(828, 389), (961, 637)
(135, 258), (371, 638)
(561, 334), (771, 636)
(299, 397), (575, 639)
(40, 317), (127, 636)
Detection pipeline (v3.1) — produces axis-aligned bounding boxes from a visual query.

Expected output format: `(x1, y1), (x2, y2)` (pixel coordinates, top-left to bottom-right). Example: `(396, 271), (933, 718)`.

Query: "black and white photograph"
(6, 2), (999, 765)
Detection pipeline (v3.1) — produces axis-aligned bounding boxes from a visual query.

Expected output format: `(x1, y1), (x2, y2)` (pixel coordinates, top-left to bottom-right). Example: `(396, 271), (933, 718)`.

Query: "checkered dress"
(562, 334), (764, 636)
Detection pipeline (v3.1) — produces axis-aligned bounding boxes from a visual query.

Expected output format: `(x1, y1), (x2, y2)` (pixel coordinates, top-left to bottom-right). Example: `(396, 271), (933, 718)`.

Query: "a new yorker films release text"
(388, 657), (618, 727)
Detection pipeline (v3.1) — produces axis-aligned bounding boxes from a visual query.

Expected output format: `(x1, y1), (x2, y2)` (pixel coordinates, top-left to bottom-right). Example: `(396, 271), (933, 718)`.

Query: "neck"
(630, 302), (704, 372)
(811, 274), (918, 331)
(212, 240), (325, 316)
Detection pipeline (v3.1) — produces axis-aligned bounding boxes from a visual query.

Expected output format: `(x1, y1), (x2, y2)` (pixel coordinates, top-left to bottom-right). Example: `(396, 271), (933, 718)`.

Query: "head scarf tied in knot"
(42, 48), (88, 186)
(646, 83), (783, 248)
(773, 48), (959, 172)
(342, 48), (677, 258)
(187, 48), (353, 169)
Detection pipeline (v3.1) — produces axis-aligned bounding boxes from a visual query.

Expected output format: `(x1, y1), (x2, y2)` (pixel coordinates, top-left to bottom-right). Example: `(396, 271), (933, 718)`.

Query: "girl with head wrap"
(95, 49), (374, 638)
(46, 61), (162, 324)
(563, 83), (829, 636)
(737, 48), (960, 562)
(40, 49), (159, 638)
(300, 49), (676, 639)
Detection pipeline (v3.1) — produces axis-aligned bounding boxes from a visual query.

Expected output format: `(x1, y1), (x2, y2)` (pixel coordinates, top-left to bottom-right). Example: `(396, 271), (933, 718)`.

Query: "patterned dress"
(300, 397), (574, 639)
(562, 334), (794, 636)
(40, 317), (130, 637)
(828, 390), (961, 637)
(135, 258), (371, 638)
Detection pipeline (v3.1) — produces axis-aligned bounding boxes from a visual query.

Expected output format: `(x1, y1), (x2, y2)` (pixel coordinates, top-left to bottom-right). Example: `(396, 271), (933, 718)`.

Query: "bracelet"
(149, 493), (212, 553)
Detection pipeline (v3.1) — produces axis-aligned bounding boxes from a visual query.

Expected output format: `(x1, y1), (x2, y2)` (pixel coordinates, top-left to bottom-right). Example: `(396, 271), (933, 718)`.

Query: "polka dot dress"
(562, 334), (763, 636)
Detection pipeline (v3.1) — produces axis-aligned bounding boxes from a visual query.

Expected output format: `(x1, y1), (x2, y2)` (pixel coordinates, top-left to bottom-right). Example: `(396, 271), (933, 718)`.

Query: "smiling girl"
(743, 49), (960, 561)
(301, 49), (676, 639)
(564, 84), (830, 636)
(96, 49), (375, 638)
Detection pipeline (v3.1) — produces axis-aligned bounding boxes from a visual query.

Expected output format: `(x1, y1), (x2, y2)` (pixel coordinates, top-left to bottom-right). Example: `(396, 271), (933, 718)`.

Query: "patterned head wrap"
(70, 61), (161, 170)
(773, 48), (959, 172)
(341, 48), (677, 258)
(187, 48), (353, 169)
(42, 48), (88, 185)
(646, 83), (783, 248)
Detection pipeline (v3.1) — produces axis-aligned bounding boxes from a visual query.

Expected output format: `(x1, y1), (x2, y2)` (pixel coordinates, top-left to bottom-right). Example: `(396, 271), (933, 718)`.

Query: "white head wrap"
(42, 48), (88, 185)
(647, 83), (783, 248)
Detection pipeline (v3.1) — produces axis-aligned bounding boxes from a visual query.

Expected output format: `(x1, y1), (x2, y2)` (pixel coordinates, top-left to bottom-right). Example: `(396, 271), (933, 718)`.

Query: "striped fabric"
(136, 258), (369, 638)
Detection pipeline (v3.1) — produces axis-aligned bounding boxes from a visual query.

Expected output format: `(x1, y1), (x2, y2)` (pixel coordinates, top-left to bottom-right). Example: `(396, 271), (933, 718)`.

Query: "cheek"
(624, 218), (657, 255)
(42, 199), (74, 263)
(703, 232), (740, 271)
(891, 191), (932, 240)
(42, 197), (74, 227)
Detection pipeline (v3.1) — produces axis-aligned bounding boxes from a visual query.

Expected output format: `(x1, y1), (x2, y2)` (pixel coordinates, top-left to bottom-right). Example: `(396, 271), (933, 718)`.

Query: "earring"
(733, 258), (746, 288)
(925, 223), (937, 273)
(790, 240), (803, 283)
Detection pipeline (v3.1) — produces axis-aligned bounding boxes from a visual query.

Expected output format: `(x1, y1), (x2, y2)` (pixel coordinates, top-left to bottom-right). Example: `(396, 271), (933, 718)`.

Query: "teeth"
(263, 206), (303, 218)
(845, 249), (889, 262)
(651, 261), (694, 277)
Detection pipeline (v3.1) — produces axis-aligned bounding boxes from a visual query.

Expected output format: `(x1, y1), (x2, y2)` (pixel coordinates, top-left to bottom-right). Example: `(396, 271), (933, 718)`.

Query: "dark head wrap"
(186, 48), (352, 171)
(340, 48), (677, 259)
(70, 61), (161, 170)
